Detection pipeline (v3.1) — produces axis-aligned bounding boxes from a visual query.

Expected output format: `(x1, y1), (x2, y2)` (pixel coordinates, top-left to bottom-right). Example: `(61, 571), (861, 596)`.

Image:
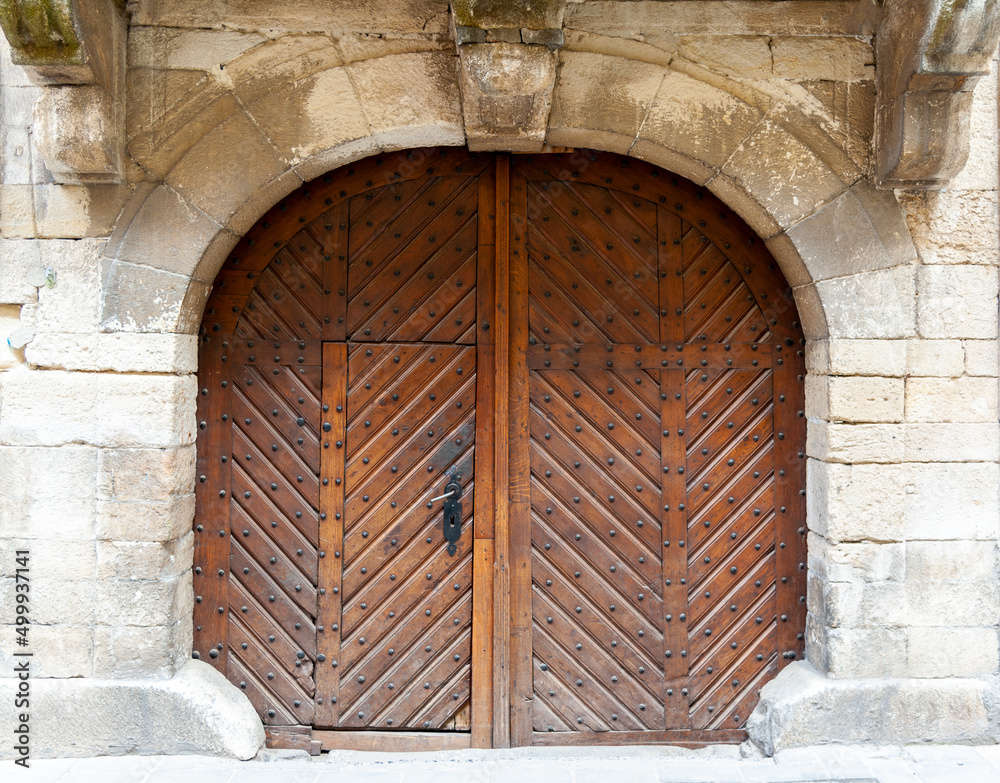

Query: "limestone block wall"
(0, 1), (996, 756)
(804, 53), (1000, 683)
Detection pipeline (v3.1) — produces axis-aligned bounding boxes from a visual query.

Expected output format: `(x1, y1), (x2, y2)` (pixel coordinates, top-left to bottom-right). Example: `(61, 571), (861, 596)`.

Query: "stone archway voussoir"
(719, 117), (851, 231)
(346, 52), (466, 152)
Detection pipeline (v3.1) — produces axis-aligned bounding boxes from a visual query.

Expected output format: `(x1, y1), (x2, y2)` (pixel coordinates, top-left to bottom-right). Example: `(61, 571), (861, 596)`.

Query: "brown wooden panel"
(528, 367), (666, 734)
(265, 726), (322, 755)
(348, 177), (479, 343)
(772, 335), (808, 667)
(531, 729), (747, 746)
(528, 343), (770, 372)
(471, 537), (494, 747)
(511, 151), (807, 745)
(333, 343), (476, 730)
(683, 360), (776, 729)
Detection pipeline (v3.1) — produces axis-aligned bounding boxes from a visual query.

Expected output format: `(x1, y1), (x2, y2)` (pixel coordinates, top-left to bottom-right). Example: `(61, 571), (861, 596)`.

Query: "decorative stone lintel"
(452, 1), (567, 152)
(876, 0), (1000, 189)
(0, 0), (126, 184)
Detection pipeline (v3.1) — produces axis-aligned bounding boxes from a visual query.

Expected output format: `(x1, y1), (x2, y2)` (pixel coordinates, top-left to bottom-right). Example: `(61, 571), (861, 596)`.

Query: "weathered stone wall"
(0, 0), (996, 757)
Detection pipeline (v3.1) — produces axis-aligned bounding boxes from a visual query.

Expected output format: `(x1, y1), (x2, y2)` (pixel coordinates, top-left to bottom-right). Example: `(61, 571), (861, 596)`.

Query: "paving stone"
(574, 762), (657, 783)
(656, 760), (744, 782)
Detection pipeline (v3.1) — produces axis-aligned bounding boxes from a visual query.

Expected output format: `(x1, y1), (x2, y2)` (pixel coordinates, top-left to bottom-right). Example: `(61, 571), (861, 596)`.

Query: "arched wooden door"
(193, 149), (806, 752)
(506, 155), (806, 746)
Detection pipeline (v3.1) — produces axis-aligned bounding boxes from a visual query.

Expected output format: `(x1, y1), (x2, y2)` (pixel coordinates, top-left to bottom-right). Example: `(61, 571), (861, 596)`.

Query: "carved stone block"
(0, 0), (125, 183)
(459, 42), (557, 152)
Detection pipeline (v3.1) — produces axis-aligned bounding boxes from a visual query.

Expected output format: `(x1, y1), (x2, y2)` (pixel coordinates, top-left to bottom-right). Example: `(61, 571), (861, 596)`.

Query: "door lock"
(433, 470), (463, 556)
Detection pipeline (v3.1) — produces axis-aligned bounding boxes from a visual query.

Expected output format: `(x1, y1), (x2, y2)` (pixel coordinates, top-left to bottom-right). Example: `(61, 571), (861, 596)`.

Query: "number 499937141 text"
(14, 551), (29, 647)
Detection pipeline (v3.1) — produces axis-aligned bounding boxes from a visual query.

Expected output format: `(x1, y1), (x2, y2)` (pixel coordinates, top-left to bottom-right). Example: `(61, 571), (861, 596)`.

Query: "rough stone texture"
(905, 339), (966, 377)
(165, 110), (287, 225)
(92, 620), (192, 679)
(810, 265), (917, 339)
(0, 623), (94, 678)
(0, 660), (263, 759)
(874, 1), (1000, 188)
(785, 182), (916, 282)
(96, 494), (196, 543)
(905, 376), (1000, 423)
(901, 189), (1000, 265)
(128, 27), (267, 71)
(807, 461), (905, 543)
(747, 662), (994, 755)
(807, 421), (904, 464)
(347, 51), (464, 151)
(0, 367), (196, 448)
(98, 446), (195, 502)
(808, 535), (905, 584)
(637, 68), (765, 172)
(770, 36), (873, 82)
(903, 422), (1000, 462)
(244, 67), (370, 164)
(0, 303), (21, 369)
(131, 0), (450, 35)
(906, 627), (1000, 678)
(903, 463), (1000, 541)
(100, 259), (212, 334)
(916, 265), (999, 339)
(805, 375), (904, 423)
(721, 117), (848, 230)
(113, 185), (223, 279)
(25, 332), (197, 373)
(0, 238), (40, 303)
(806, 339), (908, 377)
(0, 445), (97, 540)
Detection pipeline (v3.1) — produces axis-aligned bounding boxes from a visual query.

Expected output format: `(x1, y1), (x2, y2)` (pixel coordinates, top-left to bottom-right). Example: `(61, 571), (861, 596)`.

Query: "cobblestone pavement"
(4, 744), (999, 783)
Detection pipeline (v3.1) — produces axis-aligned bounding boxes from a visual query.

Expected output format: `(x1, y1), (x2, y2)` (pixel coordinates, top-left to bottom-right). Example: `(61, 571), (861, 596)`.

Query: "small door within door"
(315, 342), (476, 729)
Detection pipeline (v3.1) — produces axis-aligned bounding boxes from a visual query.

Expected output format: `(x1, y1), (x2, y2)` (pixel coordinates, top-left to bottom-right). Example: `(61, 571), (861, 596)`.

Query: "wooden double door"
(193, 149), (806, 751)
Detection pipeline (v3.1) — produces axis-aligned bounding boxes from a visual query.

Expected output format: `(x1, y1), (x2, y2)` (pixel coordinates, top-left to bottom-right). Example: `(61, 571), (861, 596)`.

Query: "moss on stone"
(0, 0), (84, 66)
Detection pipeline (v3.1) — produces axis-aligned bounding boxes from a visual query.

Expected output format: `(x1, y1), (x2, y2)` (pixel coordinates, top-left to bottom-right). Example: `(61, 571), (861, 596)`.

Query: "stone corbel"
(876, 0), (1000, 189)
(452, 1), (566, 151)
(0, 0), (126, 184)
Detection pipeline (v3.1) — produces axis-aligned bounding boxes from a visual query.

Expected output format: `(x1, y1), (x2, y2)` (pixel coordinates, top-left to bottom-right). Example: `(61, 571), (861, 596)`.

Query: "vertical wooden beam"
(506, 157), (533, 747)
(471, 537), (495, 746)
(316, 342), (347, 726)
(193, 333), (231, 672)
(493, 154), (513, 748)
(773, 335), (807, 667)
(660, 368), (690, 728)
(472, 165), (497, 747)
(658, 206), (690, 728)
(658, 208), (685, 345)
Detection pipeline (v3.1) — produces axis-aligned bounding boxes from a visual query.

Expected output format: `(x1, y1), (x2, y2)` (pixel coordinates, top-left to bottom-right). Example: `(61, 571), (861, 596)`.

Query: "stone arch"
(89, 37), (938, 753)
(101, 44), (917, 344)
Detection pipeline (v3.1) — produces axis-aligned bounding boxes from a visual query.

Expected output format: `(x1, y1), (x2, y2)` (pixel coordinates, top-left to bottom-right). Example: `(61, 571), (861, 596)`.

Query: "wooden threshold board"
(313, 730), (473, 752)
